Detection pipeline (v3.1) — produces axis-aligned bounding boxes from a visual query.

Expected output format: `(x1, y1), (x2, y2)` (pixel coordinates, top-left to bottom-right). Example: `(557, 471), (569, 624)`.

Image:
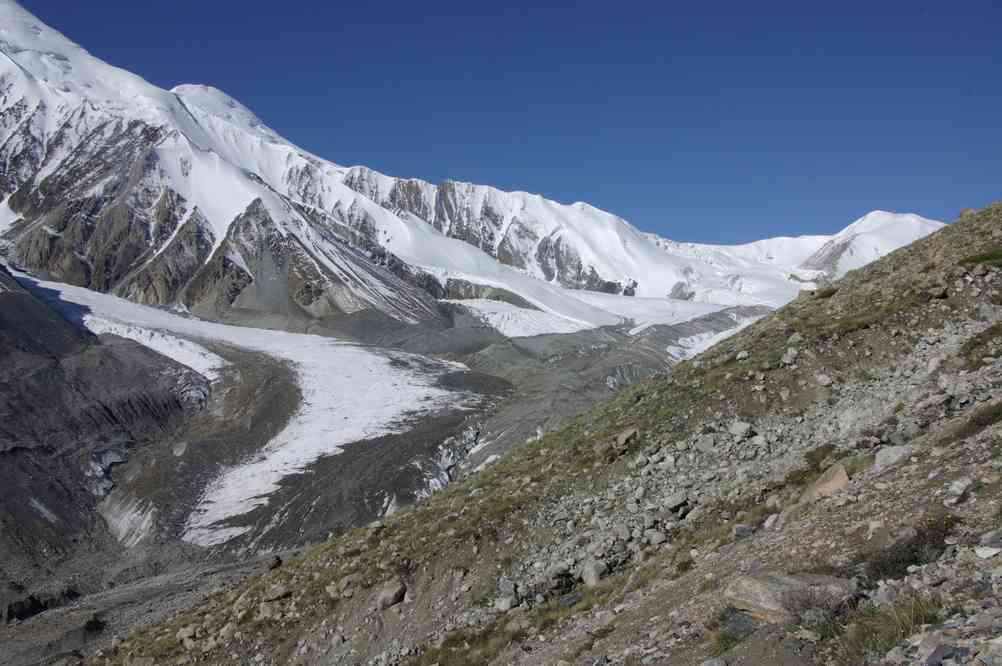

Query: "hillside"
(68, 205), (1002, 666)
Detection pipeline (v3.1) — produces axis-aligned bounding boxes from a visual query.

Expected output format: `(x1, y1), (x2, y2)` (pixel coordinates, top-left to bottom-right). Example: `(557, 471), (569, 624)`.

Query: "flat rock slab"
(723, 572), (856, 623)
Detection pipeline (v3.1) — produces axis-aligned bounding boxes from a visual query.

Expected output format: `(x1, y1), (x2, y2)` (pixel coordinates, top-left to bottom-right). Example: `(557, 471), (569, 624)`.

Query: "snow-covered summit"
(0, 0), (948, 335)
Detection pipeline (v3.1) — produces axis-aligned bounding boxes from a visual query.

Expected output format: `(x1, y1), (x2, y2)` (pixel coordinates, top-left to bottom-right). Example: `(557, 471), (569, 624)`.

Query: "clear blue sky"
(21, 0), (1002, 243)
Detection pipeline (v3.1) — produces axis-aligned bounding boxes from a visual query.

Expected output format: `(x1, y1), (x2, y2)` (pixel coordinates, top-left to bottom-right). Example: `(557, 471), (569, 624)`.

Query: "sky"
(20, 0), (1002, 243)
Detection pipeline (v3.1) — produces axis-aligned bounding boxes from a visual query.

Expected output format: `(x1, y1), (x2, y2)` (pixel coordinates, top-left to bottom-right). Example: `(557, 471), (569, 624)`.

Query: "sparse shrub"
(708, 629), (744, 656)
(938, 400), (1002, 447)
(706, 606), (756, 656)
(783, 586), (851, 640)
(862, 512), (958, 582)
(833, 596), (941, 664)
(959, 247), (1002, 267)
(960, 323), (1002, 369)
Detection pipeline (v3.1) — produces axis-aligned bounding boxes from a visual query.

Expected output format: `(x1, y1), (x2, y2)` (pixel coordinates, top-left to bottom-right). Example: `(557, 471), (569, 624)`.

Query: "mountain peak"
(171, 83), (282, 142)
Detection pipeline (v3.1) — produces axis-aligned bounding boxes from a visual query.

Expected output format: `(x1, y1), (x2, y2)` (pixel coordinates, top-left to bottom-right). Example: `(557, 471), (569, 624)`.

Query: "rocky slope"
(0, 264), (208, 629)
(69, 204), (1002, 666)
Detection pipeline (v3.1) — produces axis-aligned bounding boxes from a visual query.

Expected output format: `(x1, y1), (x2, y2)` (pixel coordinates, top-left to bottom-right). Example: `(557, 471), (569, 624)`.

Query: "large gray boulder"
(376, 579), (407, 610)
(723, 572), (856, 623)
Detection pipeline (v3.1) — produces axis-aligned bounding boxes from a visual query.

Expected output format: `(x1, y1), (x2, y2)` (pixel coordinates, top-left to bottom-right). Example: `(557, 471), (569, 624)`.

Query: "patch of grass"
(783, 443), (839, 489)
(960, 323), (1002, 370)
(783, 586), (850, 640)
(413, 620), (520, 666)
(697, 576), (719, 593)
(862, 512), (958, 582)
(708, 629), (744, 656)
(959, 247), (1002, 267)
(842, 452), (875, 478)
(624, 562), (660, 593)
(705, 606), (757, 656)
(833, 596), (941, 665)
(530, 577), (626, 634)
(938, 400), (1002, 447)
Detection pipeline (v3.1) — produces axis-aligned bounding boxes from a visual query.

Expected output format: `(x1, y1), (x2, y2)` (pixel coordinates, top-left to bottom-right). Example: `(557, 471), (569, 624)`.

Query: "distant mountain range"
(0, 0), (944, 338)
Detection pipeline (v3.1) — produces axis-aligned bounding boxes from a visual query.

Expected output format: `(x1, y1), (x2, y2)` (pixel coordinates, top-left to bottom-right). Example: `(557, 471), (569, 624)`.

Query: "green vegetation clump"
(862, 512), (958, 582)
(959, 247), (1002, 267)
(708, 629), (744, 656)
(413, 621), (517, 666)
(938, 400), (1002, 447)
(959, 323), (1002, 370)
(833, 596), (941, 665)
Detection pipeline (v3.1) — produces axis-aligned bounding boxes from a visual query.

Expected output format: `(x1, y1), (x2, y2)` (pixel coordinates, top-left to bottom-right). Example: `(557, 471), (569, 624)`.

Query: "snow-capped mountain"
(800, 210), (945, 277)
(0, 0), (945, 337)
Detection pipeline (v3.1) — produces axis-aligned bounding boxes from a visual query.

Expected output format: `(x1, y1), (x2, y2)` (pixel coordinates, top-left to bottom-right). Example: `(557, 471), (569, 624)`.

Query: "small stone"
(732, 523), (754, 539)
(975, 547), (1002, 560)
(665, 492), (689, 512)
(494, 595), (516, 612)
(645, 529), (668, 546)
(262, 584), (290, 602)
(580, 559), (608, 587)
(736, 351), (749, 361)
(728, 421), (752, 438)
(874, 445), (913, 472)
(616, 428), (639, 448)
(802, 463), (850, 502)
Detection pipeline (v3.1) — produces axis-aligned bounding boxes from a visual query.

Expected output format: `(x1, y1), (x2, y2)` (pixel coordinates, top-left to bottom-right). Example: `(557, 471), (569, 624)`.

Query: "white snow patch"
(666, 313), (765, 361)
(84, 318), (228, 381)
(445, 298), (591, 337)
(28, 498), (59, 524)
(569, 291), (726, 332)
(0, 198), (20, 234)
(98, 493), (157, 549)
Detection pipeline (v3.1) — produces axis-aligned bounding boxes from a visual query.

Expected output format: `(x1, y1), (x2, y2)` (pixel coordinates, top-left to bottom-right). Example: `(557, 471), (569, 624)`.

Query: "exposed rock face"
(0, 264), (206, 614)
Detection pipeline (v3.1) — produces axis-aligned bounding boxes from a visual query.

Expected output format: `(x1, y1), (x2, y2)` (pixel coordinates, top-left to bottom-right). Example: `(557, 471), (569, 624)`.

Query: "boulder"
(874, 445), (912, 472)
(665, 492), (689, 512)
(732, 523), (755, 539)
(579, 559), (608, 588)
(695, 435), (716, 453)
(801, 463), (849, 503)
(723, 572), (856, 623)
(615, 428), (639, 448)
(262, 584), (290, 602)
(729, 421), (753, 438)
(376, 579), (407, 610)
